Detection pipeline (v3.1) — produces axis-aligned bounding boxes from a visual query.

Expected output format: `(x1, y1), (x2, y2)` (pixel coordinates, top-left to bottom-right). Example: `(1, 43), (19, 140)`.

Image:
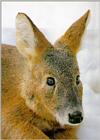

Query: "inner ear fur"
(16, 13), (52, 61)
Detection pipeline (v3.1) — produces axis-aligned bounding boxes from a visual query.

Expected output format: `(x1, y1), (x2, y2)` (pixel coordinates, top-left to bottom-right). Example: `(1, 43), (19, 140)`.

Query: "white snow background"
(2, 2), (100, 140)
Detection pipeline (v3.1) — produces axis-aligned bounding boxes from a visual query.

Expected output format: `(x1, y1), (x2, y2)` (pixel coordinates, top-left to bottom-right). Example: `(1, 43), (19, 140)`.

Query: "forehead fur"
(43, 46), (78, 76)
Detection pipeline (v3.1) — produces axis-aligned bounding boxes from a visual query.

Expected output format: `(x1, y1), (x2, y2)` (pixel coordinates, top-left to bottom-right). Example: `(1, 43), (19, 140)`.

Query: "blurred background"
(2, 2), (100, 139)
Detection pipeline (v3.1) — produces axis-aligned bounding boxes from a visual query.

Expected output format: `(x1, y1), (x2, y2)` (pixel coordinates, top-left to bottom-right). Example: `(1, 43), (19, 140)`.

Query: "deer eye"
(47, 77), (55, 86)
(76, 75), (80, 85)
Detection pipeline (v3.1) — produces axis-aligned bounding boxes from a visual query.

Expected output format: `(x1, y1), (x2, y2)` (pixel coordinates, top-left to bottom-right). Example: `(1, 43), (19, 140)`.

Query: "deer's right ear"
(16, 13), (51, 60)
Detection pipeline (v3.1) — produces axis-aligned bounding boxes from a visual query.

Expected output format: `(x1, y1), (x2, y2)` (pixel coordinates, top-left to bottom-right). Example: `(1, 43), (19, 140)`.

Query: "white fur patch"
(16, 13), (37, 58)
(55, 111), (69, 126)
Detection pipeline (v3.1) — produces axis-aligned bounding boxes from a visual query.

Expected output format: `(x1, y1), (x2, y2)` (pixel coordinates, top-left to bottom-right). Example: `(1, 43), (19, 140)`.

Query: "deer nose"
(68, 111), (83, 124)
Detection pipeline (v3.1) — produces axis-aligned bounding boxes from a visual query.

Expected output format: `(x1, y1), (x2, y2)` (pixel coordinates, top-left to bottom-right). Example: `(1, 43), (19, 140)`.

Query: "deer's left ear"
(54, 10), (90, 54)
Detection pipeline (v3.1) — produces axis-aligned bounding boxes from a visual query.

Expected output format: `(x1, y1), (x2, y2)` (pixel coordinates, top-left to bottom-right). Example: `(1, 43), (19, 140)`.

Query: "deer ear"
(54, 10), (90, 54)
(16, 13), (51, 60)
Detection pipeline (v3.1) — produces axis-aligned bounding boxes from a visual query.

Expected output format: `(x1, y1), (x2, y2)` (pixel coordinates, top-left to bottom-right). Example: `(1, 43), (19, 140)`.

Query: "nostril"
(68, 111), (83, 124)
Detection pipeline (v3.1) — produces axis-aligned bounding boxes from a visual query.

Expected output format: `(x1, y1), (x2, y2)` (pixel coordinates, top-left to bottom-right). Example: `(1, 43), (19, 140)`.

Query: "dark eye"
(76, 75), (80, 85)
(47, 77), (55, 86)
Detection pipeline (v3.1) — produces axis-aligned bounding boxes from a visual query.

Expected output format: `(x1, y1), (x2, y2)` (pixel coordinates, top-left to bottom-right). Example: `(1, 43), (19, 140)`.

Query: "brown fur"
(2, 10), (90, 139)
(2, 44), (78, 139)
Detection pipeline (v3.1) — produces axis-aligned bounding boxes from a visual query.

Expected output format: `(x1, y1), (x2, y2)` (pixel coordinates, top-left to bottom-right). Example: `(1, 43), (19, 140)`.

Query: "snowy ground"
(2, 28), (100, 140)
